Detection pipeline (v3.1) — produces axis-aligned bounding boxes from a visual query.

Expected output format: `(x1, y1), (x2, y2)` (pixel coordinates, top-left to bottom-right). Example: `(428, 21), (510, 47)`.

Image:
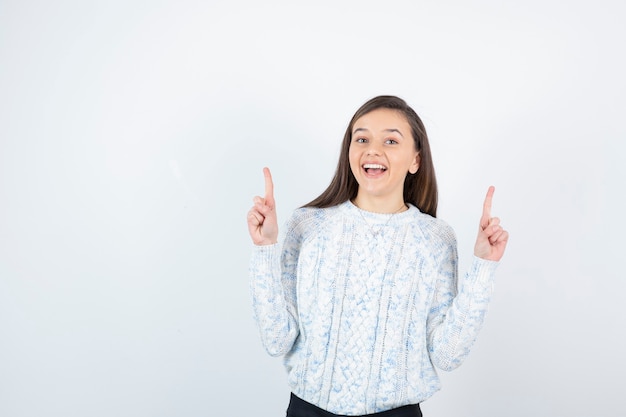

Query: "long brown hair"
(304, 95), (438, 217)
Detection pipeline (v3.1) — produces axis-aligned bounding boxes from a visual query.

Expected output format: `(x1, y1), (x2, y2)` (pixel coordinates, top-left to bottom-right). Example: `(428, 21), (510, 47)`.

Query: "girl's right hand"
(247, 167), (279, 245)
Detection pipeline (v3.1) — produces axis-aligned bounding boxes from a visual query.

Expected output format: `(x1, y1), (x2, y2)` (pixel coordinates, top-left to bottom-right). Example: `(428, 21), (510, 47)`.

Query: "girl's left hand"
(474, 186), (509, 261)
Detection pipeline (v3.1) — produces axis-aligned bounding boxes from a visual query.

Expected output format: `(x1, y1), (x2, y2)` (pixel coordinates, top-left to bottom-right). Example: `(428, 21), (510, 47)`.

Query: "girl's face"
(349, 108), (420, 207)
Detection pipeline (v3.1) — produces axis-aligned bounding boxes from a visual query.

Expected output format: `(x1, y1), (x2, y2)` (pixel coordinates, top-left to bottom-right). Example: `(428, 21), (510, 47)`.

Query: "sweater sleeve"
(249, 214), (302, 357)
(426, 229), (499, 371)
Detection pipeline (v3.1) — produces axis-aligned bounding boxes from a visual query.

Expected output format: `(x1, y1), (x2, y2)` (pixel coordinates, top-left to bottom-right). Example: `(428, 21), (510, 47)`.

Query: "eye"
(385, 138), (398, 145)
(355, 137), (368, 143)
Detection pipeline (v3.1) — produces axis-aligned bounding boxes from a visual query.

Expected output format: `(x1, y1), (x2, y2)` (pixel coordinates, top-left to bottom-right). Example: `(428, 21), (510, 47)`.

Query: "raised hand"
(474, 186), (509, 261)
(247, 167), (279, 245)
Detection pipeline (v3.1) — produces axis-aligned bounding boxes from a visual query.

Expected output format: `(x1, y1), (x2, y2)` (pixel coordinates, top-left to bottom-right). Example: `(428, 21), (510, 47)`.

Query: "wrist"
(254, 238), (278, 246)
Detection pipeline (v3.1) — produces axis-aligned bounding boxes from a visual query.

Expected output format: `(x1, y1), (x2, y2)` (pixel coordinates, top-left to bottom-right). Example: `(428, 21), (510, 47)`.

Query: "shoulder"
(286, 206), (320, 230)
(408, 207), (457, 247)
(284, 205), (342, 239)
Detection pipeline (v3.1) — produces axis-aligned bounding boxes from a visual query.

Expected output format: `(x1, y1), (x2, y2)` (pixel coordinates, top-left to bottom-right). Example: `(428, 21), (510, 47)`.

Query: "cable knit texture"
(249, 201), (498, 415)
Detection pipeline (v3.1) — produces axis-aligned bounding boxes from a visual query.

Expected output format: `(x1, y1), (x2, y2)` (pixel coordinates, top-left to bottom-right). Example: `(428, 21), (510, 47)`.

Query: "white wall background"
(1, 1), (625, 416)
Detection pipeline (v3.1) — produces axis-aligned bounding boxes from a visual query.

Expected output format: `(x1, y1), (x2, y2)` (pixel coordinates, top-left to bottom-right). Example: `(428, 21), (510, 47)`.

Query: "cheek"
(348, 148), (360, 170)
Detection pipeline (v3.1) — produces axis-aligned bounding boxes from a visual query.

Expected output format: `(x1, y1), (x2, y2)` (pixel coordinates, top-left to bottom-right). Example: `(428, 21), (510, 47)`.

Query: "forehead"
(352, 108), (410, 133)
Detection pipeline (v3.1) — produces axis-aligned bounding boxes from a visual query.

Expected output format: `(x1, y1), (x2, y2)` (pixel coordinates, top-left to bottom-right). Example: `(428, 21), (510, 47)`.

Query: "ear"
(409, 152), (420, 174)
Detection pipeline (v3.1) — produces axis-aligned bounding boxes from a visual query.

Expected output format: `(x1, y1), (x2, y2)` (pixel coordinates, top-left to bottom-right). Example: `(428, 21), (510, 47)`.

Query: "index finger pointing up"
(481, 186), (495, 228)
(263, 167), (275, 207)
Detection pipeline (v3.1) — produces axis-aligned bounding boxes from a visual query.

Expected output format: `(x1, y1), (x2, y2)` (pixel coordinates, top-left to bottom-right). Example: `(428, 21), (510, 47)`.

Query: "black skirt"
(286, 393), (422, 417)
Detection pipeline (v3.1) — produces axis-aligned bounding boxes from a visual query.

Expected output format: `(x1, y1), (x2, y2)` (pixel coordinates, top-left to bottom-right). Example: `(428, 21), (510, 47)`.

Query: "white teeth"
(363, 164), (386, 170)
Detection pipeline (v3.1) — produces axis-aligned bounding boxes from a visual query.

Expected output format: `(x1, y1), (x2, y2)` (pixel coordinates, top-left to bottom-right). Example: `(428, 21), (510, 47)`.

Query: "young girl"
(247, 95), (509, 417)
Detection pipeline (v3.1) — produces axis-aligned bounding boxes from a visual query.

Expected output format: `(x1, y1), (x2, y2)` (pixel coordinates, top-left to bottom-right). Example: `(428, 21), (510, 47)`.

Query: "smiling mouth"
(363, 163), (387, 175)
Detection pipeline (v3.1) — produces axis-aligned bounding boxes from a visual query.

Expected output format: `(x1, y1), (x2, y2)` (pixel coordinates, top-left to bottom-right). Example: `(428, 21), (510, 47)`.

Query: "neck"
(352, 194), (407, 214)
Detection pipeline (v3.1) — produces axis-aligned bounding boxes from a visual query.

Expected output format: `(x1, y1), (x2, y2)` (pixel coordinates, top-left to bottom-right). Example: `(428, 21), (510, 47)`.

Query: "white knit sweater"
(249, 200), (499, 415)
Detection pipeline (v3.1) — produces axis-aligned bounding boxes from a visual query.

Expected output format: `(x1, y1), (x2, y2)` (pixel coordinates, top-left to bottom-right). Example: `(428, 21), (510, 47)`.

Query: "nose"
(366, 143), (382, 156)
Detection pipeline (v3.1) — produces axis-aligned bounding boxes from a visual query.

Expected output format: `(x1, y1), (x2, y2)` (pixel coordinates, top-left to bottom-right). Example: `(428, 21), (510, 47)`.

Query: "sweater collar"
(340, 200), (419, 225)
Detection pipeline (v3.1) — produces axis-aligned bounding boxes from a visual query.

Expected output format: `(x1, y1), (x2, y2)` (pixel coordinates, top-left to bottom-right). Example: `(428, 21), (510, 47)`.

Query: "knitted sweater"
(249, 200), (499, 415)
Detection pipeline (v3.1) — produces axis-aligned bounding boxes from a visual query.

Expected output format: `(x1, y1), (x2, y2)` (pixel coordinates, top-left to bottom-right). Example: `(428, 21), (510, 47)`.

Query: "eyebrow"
(352, 127), (405, 138)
